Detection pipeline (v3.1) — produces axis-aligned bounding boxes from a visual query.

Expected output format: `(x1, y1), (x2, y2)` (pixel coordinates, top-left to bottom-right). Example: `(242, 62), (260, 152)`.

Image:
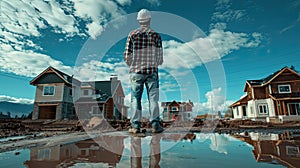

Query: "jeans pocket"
(130, 74), (144, 83)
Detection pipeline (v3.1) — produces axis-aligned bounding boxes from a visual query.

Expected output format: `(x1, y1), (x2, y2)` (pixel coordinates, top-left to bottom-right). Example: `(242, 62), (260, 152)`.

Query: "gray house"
(30, 66), (80, 120)
(75, 76), (128, 121)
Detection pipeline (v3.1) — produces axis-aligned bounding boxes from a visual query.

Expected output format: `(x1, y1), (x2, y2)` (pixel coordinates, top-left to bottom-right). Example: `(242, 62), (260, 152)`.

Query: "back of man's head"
(137, 9), (151, 23)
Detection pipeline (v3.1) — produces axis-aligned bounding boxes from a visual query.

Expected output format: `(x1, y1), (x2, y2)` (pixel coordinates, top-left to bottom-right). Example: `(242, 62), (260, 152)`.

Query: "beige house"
(30, 66), (127, 120)
(229, 66), (300, 123)
(30, 66), (80, 120)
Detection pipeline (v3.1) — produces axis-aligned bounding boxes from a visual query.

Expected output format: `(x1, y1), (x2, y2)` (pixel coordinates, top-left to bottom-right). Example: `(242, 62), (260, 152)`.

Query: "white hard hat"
(137, 9), (151, 22)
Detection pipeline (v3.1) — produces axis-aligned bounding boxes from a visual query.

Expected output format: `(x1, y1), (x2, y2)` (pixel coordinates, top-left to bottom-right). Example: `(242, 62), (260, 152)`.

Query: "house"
(161, 100), (193, 121)
(30, 66), (80, 120)
(235, 132), (300, 168)
(75, 76), (128, 121)
(24, 135), (126, 168)
(229, 66), (300, 123)
(30, 66), (127, 120)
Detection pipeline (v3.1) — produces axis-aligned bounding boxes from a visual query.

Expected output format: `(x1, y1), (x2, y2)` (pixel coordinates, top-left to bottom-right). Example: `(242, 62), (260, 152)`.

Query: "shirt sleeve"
(156, 34), (163, 66)
(124, 34), (133, 66)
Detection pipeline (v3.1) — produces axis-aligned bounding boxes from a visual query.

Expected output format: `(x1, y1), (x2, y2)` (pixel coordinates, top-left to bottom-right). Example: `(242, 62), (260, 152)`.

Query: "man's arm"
(124, 35), (133, 66)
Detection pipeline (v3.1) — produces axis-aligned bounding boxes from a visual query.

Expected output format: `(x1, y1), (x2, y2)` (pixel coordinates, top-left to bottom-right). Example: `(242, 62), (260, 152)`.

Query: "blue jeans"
(130, 72), (160, 128)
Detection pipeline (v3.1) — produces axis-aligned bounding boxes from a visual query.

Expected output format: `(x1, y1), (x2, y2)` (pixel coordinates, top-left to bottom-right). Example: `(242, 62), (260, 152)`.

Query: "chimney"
(110, 75), (118, 81)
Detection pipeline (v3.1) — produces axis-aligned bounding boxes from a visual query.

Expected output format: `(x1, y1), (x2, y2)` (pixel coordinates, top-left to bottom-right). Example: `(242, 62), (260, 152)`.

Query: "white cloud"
(145, 0), (161, 6)
(161, 26), (262, 70)
(0, 95), (34, 104)
(212, 0), (246, 22)
(0, 0), (130, 77)
(116, 0), (132, 6)
(193, 88), (234, 115)
(0, 49), (73, 77)
(279, 11), (300, 34)
(72, 0), (126, 38)
(86, 22), (105, 39)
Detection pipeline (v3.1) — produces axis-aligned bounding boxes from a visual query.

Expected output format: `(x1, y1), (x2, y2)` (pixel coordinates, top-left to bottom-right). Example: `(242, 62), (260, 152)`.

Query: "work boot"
(151, 122), (164, 133)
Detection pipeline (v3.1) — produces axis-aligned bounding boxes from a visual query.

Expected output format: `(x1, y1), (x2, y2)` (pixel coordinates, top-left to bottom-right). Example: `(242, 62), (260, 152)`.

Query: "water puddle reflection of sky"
(1, 131), (299, 167)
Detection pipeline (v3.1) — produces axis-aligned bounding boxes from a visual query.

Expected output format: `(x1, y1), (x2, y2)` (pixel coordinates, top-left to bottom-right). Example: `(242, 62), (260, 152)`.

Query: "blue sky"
(1, 0), (300, 113)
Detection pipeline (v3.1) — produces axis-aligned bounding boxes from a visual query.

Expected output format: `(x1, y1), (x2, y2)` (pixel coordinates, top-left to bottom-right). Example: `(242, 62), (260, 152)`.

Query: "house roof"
(81, 80), (122, 97)
(244, 66), (300, 91)
(76, 79), (124, 103)
(161, 100), (194, 107)
(30, 66), (80, 86)
(228, 95), (248, 108)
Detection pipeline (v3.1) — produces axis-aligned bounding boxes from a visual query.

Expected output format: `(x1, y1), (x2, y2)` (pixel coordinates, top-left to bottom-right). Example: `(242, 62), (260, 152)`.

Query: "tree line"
(0, 111), (32, 119)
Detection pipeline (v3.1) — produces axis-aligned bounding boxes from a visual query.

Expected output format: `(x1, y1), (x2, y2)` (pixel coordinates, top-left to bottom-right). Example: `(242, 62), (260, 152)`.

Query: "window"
(69, 88), (72, 96)
(163, 107), (168, 112)
(236, 107), (239, 116)
(80, 149), (87, 156)
(286, 146), (300, 156)
(258, 104), (268, 115)
(287, 103), (300, 115)
(38, 148), (50, 160)
(43, 86), (55, 96)
(171, 106), (178, 111)
(278, 84), (291, 93)
(83, 89), (89, 96)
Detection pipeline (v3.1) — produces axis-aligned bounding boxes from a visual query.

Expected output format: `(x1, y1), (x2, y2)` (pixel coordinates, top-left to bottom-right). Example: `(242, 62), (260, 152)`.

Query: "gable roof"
(244, 66), (300, 91)
(229, 95), (248, 108)
(161, 100), (194, 107)
(30, 66), (80, 86)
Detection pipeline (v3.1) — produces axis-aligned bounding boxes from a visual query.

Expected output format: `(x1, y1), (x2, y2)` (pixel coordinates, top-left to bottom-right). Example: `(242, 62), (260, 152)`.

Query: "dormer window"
(278, 84), (291, 93)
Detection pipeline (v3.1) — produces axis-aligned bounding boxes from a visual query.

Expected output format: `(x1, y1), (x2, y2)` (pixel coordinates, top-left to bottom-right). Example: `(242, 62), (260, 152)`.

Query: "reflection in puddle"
(233, 131), (300, 168)
(1, 131), (298, 167)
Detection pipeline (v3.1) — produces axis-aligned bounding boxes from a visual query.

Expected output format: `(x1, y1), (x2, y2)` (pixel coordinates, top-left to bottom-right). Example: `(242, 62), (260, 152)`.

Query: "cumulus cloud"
(193, 88), (234, 115)
(0, 0), (162, 78)
(0, 0), (132, 77)
(0, 49), (73, 77)
(161, 26), (262, 70)
(0, 95), (34, 104)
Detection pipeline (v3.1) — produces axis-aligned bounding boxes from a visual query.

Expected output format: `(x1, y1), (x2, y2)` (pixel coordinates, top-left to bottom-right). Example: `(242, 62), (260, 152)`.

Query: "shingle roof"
(246, 66), (298, 86)
(30, 66), (81, 85)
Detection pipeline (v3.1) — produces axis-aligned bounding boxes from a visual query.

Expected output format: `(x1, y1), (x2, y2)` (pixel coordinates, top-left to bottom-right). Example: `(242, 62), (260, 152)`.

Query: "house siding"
(34, 84), (64, 102)
(254, 87), (267, 99)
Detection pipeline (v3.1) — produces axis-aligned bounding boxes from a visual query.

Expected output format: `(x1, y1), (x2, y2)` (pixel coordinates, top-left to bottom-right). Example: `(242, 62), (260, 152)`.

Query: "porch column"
(282, 102), (287, 116)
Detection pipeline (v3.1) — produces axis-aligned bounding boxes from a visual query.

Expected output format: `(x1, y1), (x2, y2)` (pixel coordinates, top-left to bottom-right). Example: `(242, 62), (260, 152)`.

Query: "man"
(124, 9), (164, 133)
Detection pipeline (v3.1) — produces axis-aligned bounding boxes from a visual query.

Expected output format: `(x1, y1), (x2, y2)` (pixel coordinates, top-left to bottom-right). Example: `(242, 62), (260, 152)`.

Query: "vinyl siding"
(34, 83), (64, 102)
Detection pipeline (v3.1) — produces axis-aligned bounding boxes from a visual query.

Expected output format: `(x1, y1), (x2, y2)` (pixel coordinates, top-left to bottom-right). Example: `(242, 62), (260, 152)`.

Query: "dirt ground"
(1, 118), (300, 153)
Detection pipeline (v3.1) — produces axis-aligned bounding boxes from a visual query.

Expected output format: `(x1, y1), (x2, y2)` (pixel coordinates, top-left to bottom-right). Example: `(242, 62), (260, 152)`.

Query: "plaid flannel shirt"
(124, 27), (163, 74)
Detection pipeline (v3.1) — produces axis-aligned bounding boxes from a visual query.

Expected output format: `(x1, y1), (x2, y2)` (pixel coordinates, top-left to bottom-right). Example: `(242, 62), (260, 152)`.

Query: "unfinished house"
(75, 76), (128, 121)
(30, 66), (127, 120)
(229, 66), (300, 123)
(30, 66), (80, 120)
(161, 100), (193, 121)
